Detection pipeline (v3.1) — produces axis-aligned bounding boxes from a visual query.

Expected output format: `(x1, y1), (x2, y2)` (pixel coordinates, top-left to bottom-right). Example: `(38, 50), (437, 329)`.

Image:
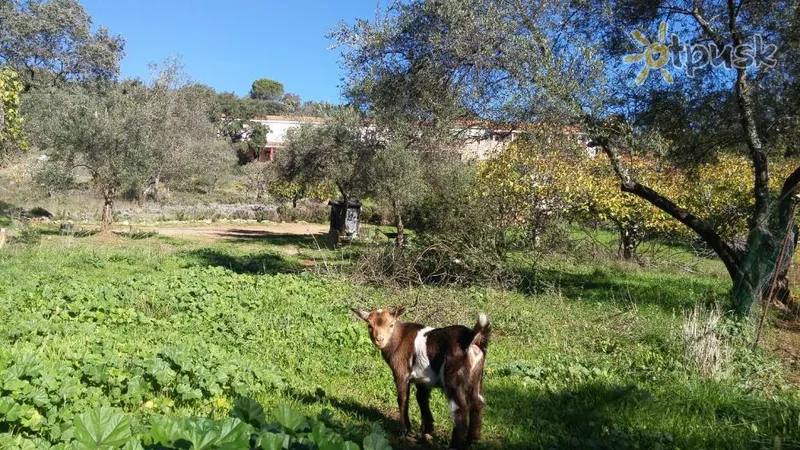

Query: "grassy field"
(1, 227), (799, 449)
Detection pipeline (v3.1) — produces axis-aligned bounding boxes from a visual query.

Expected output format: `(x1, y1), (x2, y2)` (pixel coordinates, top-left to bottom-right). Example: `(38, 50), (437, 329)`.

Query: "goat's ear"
(393, 307), (407, 319)
(352, 308), (370, 322)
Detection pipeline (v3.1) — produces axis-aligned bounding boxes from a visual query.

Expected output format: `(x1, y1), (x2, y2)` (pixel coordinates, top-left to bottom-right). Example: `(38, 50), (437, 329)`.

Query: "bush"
(9, 224), (41, 245)
(360, 202), (391, 225)
(353, 232), (520, 288)
(277, 200), (329, 223)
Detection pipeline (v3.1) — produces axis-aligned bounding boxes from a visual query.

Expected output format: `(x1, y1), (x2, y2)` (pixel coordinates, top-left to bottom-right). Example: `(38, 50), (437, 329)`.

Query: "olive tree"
(0, 0), (124, 90)
(276, 108), (378, 205)
(34, 62), (233, 227)
(335, 0), (800, 315)
(43, 81), (157, 227)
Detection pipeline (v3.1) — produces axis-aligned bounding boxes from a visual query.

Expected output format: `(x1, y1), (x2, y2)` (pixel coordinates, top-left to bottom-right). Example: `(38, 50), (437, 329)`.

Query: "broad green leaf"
(272, 404), (305, 433)
(73, 406), (132, 449)
(214, 418), (251, 449)
(142, 417), (184, 446)
(232, 397), (266, 428)
(362, 431), (392, 450)
(259, 432), (285, 450)
(182, 418), (220, 450)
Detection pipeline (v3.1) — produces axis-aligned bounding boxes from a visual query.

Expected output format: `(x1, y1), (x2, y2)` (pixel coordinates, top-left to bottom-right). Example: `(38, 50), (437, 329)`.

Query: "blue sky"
(80, 0), (387, 103)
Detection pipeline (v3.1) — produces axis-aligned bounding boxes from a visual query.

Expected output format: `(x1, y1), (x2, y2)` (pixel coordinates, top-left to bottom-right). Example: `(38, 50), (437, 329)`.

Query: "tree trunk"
(152, 175), (161, 203)
(616, 222), (638, 261)
(101, 188), (115, 231)
(597, 140), (800, 315)
(138, 175), (161, 206)
(393, 199), (405, 248)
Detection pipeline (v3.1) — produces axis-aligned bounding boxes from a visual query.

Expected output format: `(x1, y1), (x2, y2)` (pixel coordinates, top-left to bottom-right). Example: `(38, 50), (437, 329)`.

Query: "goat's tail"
(470, 313), (491, 355)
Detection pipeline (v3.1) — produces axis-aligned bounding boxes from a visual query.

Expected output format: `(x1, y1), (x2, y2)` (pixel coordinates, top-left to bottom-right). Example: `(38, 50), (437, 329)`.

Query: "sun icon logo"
(623, 22), (673, 85)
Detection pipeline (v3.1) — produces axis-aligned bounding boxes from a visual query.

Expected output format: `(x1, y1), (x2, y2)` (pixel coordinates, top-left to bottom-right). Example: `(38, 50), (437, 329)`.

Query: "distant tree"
(139, 60), (236, 201)
(281, 93), (301, 113)
(240, 161), (277, 201)
(250, 78), (284, 101)
(0, 0), (125, 90)
(299, 101), (340, 117)
(219, 118), (268, 164)
(32, 61), (233, 226)
(217, 91), (285, 119)
(41, 82), (157, 227)
(276, 108), (376, 203)
(371, 138), (428, 246)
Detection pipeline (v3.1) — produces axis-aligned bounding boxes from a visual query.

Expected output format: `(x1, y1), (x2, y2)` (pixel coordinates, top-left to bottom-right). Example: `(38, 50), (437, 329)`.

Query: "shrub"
(10, 224), (41, 245)
(353, 232), (520, 288)
(277, 200), (329, 223)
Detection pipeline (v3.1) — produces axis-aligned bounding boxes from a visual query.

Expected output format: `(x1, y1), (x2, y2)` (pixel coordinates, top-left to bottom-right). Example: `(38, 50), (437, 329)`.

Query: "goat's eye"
(390, 323), (395, 329)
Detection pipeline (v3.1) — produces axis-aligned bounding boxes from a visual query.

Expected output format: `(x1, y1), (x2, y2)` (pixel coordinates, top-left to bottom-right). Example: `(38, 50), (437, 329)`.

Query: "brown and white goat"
(352, 307), (490, 450)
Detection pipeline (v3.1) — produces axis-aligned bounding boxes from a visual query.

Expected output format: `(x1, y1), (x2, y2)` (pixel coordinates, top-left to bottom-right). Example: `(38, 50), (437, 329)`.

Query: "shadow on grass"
(36, 227), (100, 238)
(519, 265), (726, 312)
(292, 381), (796, 450)
(487, 379), (800, 449)
(217, 229), (326, 249)
(183, 248), (301, 275)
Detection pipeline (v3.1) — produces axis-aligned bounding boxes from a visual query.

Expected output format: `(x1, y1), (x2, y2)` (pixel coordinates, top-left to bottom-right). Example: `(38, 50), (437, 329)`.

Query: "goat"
(352, 307), (490, 450)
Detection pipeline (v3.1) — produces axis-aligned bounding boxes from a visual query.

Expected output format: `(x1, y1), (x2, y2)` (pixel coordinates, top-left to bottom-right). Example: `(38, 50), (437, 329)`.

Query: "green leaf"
(73, 406), (132, 449)
(142, 417), (183, 446)
(259, 432), (285, 450)
(214, 418), (251, 449)
(362, 431), (392, 450)
(232, 397), (266, 429)
(182, 418), (220, 450)
(272, 404), (305, 433)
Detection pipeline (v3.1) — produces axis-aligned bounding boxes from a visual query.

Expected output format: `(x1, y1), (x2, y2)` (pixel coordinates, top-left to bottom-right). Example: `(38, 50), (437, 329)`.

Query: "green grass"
(0, 233), (799, 449)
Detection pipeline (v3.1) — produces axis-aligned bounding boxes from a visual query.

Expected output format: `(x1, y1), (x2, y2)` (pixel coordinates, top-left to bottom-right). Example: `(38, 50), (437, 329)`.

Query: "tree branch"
(594, 138), (742, 279)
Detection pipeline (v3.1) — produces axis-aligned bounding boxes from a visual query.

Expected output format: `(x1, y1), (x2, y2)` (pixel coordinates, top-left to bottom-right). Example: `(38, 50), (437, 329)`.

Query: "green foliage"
(74, 406), (132, 449)
(28, 60), (235, 220)
(0, 237), (799, 449)
(0, 66), (25, 161)
(63, 400), (375, 449)
(276, 109), (378, 201)
(0, 0), (125, 88)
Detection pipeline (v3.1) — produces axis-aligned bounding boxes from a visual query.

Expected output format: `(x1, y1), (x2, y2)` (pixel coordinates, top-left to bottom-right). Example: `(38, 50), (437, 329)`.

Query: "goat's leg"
(416, 384), (434, 435)
(394, 377), (411, 434)
(467, 381), (485, 446)
(446, 390), (469, 450)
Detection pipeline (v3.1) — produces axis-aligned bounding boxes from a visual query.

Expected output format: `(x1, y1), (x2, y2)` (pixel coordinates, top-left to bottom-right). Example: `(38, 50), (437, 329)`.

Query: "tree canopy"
(334, 0), (800, 313)
(250, 78), (284, 102)
(0, 0), (125, 89)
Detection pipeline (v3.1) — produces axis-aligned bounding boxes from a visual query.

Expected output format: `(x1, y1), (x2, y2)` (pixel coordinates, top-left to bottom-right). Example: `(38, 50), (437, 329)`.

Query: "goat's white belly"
(408, 327), (438, 386)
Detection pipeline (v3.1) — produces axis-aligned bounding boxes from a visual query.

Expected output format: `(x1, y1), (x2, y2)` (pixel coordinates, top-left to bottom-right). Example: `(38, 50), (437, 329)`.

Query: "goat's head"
(352, 307), (407, 349)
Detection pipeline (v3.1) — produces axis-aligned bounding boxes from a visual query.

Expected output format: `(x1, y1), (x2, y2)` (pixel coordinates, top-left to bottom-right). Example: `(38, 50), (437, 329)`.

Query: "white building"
(246, 115), (589, 162)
